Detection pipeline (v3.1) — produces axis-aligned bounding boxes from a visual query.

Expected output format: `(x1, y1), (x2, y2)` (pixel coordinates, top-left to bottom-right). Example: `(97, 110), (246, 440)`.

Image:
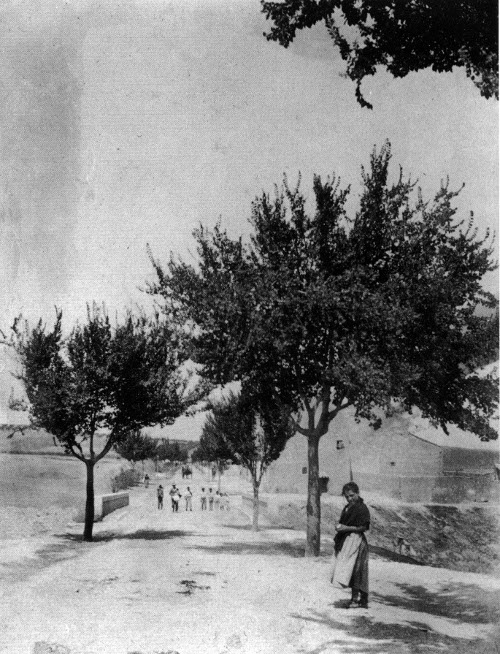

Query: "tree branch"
(68, 444), (87, 463)
(327, 398), (351, 423)
(95, 436), (115, 464)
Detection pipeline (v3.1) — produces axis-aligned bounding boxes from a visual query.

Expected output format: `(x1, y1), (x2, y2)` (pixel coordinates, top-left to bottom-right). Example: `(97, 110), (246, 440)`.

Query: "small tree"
(114, 430), (158, 470)
(149, 142), (498, 555)
(202, 388), (294, 530)
(14, 306), (192, 541)
(262, 0), (498, 108)
(156, 438), (188, 465)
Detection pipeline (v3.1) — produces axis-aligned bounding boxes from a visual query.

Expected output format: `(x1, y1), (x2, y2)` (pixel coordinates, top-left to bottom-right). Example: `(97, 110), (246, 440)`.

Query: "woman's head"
(342, 481), (360, 503)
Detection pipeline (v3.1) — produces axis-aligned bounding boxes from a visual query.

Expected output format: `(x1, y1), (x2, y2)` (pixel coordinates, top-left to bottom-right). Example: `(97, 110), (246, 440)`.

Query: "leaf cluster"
(150, 142), (498, 441)
(14, 306), (192, 462)
(199, 387), (295, 482)
(261, 0), (498, 108)
(114, 430), (158, 464)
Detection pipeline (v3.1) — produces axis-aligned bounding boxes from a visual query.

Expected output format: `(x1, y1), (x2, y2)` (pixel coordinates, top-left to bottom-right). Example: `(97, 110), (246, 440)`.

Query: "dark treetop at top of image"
(261, 0), (498, 108)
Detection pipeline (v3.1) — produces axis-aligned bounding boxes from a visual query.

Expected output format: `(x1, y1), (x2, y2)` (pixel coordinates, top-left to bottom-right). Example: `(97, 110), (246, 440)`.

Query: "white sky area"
(0, 0), (498, 440)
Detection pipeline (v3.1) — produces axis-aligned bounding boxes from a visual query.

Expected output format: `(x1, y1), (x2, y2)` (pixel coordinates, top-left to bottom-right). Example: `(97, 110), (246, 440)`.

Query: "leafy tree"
(14, 306), (193, 541)
(261, 0), (498, 108)
(202, 388), (294, 530)
(156, 438), (189, 464)
(149, 142), (498, 555)
(114, 430), (158, 469)
(196, 419), (236, 487)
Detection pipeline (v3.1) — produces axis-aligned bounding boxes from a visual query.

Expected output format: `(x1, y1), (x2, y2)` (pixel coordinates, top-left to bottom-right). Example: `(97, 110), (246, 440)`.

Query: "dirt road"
(0, 466), (499, 654)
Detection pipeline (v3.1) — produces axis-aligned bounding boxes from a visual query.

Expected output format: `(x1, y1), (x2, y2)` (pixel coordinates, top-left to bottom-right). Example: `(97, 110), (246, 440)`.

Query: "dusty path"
(0, 466), (499, 654)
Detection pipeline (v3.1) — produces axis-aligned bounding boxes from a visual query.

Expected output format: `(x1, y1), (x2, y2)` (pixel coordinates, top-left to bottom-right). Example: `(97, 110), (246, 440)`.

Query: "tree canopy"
(261, 0), (498, 108)
(15, 306), (193, 540)
(200, 388), (294, 529)
(114, 430), (158, 467)
(149, 141), (498, 554)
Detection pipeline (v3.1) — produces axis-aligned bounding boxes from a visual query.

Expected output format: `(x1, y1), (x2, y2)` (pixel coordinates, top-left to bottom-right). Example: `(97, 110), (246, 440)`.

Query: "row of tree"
(115, 431), (192, 468)
(191, 390), (294, 530)
(6, 142), (499, 551)
(148, 142), (498, 555)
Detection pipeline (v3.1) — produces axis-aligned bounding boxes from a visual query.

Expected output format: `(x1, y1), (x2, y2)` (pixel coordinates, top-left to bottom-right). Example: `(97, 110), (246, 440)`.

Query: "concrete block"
(73, 491), (129, 523)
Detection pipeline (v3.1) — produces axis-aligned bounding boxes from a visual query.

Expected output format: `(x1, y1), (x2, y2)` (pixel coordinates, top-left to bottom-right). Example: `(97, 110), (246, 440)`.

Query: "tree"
(149, 142), (498, 555)
(261, 0), (498, 108)
(114, 430), (158, 470)
(156, 438), (189, 464)
(202, 388), (294, 530)
(14, 306), (192, 541)
(196, 415), (236, 489)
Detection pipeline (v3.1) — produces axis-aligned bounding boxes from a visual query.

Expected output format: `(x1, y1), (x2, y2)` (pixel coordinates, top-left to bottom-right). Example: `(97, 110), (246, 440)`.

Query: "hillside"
(249, 494), (500, 576)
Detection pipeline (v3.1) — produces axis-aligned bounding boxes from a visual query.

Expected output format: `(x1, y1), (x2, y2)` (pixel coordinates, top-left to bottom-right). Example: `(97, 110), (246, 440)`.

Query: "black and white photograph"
(0, 1), (498, 653)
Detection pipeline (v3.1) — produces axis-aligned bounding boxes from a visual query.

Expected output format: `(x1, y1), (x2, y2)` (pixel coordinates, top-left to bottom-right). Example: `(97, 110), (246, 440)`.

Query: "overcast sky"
(0, 0), (497, 333)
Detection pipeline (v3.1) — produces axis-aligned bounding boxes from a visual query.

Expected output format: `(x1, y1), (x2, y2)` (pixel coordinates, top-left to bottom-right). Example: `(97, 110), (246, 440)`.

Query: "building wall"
(261, 407), (499, 503)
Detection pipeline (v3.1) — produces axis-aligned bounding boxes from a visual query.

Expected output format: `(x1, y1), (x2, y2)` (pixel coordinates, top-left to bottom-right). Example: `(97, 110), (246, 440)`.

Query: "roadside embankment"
(248, 494), (500, 575)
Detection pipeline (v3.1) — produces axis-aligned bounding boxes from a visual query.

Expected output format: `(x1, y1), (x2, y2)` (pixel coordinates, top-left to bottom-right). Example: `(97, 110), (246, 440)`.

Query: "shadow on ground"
(58, 529), (194, 543)
(187, 538), (306, 557)
(369, 545), (423, 566)
(291, 609), (500, 654)
(0, 530), (195, 583)
(222, 524), (297, 531)
(371, 581), (500, 625)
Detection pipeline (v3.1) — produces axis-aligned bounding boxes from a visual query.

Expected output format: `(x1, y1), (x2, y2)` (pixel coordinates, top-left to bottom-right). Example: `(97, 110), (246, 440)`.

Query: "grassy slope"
(262, 495), (500, 576)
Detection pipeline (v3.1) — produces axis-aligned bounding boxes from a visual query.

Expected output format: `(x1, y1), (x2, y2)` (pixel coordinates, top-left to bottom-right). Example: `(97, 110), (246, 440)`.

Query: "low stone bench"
(73, 492), (129, 523)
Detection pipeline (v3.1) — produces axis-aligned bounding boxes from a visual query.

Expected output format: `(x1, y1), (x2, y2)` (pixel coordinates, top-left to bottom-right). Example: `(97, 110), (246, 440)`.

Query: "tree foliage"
(261, 0), (498, 108)
(156, 438), (189, 463)
(200, 387), (294, 529)
(149, 141), (498, 553)
(14, 306), (192, 540)
(114, 430), (158, 467)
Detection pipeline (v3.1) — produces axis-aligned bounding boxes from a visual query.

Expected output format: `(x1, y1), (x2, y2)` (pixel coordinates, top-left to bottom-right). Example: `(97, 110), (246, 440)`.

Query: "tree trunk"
(305, 434), (321, 557)
(83, 461), (95, 542)
(252, 479), (260, 532)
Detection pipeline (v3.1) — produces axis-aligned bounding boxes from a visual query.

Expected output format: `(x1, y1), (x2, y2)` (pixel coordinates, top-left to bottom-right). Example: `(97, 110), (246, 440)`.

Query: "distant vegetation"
(111, 466), (142, 493)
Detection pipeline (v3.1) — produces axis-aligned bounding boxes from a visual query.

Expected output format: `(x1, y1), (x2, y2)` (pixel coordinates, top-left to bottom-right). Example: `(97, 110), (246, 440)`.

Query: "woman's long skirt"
(331, 533), (369, 594)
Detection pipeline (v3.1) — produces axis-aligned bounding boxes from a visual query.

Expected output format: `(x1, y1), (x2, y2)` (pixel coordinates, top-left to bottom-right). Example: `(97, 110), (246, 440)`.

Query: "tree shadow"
(371, 581), (500, 625)
(188, 539), (306, 558)
(290, 609), (499, 654)
(57, 529), (194, 543)
(222, 524), (297, 531)
(369, 545), (423, 566)
(2, 528), (195, 584)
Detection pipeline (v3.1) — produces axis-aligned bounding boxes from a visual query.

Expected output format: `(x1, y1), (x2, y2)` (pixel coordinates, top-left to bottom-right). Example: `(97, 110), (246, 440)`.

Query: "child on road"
(157, 485), (164, 510)
(185, 487), (193, 511)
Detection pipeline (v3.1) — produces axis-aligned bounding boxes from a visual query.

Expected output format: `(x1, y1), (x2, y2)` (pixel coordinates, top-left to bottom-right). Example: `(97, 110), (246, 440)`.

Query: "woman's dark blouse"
(334, 497), (370, 553)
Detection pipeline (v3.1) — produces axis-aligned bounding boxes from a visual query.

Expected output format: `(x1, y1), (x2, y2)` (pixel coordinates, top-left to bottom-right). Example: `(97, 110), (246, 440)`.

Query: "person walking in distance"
(330, 482), (370, 609)
(157, 485), (164, 510)
(170, 484), (180, 512)
(185, 487), (193, 511)
(208, 488), (214, 511)
(200, 487), (207, 511)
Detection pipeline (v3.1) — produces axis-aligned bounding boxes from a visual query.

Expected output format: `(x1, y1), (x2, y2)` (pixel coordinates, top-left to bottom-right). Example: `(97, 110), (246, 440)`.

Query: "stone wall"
(73, 491), (129, 522)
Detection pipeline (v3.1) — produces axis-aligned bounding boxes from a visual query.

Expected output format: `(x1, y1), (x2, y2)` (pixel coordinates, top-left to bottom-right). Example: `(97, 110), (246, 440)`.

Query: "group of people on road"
(153, 475), (370, 609)
(200, 487), (230, 511)
(154, 483), (229, 513)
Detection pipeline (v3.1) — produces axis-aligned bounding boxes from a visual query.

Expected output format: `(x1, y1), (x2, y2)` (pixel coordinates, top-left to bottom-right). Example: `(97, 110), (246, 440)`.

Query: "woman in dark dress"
(331, 481), (370, 608)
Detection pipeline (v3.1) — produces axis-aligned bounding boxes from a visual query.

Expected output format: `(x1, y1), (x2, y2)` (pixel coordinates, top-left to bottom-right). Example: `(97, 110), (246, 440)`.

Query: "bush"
(111, 466), (142, 493)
